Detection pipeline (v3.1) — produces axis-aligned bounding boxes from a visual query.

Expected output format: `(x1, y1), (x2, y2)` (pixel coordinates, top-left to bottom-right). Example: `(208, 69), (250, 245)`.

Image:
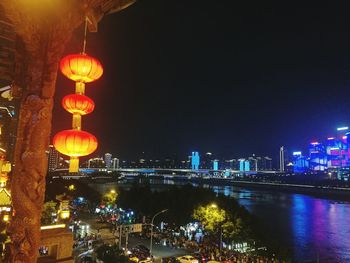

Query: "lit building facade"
(48, 145), (60, 172)
(293, 127), (350, 177)
(104, 153), (112, 168)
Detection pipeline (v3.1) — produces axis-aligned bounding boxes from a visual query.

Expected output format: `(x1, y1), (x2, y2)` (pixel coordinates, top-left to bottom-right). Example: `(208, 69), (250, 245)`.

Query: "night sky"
(53, 1), (350, 160)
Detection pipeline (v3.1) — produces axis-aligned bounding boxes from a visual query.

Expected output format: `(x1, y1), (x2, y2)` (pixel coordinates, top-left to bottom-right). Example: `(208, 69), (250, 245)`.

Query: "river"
(92, 179), (350, 262)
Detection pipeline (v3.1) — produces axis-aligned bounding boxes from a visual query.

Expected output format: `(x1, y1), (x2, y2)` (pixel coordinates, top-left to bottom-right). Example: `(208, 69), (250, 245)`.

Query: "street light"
(210, 203), (223, 258)
(210, 203), (217, 208)
(150, 209), (168, 257)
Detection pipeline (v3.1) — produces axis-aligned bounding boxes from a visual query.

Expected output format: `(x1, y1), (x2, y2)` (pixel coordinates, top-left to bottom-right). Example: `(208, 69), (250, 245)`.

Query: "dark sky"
(53, 1), (350, 160)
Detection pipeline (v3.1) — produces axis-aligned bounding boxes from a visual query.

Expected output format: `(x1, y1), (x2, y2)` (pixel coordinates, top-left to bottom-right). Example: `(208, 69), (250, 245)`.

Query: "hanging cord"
(82, 16), (88, 54)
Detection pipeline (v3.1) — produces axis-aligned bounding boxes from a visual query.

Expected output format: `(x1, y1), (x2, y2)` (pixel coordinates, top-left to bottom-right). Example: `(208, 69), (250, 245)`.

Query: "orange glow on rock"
(62, 94), (95, 115)
(60, 53), (103, 83)
(53, 130), (97, 157)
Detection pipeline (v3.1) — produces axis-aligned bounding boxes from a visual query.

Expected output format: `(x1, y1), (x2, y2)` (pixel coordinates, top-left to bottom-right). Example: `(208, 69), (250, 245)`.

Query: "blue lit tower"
(213, 160), (218, 171)
(239, 159), (245, 172)
(191, 151), (200, 170)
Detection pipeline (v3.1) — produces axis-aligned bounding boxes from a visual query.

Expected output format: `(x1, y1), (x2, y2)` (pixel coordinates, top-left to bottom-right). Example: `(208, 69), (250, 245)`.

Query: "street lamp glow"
(150, 209), (168, 256)
(211, 203), (217, 208)
(110, 190), (116, 194)
(337, 127), (348, 131)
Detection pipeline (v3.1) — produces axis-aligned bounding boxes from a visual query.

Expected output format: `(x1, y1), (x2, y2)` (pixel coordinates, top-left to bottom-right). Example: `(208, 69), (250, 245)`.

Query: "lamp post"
(150, 209), (168, 257)
(210, 203), (223, 259)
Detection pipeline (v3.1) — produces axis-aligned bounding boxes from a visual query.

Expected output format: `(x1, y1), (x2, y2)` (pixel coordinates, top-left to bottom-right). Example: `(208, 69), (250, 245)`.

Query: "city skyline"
(52, 1), (350, 159)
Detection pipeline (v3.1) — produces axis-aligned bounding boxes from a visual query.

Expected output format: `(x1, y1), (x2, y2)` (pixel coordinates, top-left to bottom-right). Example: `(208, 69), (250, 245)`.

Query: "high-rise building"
(292, 151), (308, 173)
(88, 157), (104, 168)
(263, 156), (273, 170)
(0, 14), (18, 164)
(213, 160), (219, 171)
(309, 142), (327, 171)
(248, 155), (258, 171)
(239, 159), (250, 172)
(279, 146), (285, 172)
(112, 158), (119, 169)
(48, 145), (60, 171)
(191, 151), (200, 170)
(104, 153), (112, 168)
(202, 152), (214, 169)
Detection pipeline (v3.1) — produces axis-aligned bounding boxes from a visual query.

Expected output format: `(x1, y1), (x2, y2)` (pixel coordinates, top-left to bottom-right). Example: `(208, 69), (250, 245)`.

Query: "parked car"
(176, 255), (199, 263)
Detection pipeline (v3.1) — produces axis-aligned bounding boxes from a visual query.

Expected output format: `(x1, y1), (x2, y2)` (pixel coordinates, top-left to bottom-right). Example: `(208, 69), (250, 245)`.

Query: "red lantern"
(53, 130), (98, 173)
(60, 53), (103, 83)
(62, 94), (95, 115)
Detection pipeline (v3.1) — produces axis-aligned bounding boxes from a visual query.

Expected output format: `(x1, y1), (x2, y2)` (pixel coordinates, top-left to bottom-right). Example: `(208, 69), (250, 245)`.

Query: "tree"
(41, 201), (58, 225)
(102, 190), (118, 206)
(0, 1), (135, 261)
(193, 204), (226, 233)
(222, 217), (245, 241)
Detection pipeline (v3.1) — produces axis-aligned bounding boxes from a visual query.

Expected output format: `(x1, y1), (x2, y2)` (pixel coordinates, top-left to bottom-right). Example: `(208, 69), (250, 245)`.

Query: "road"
(75, 211), (190, 261)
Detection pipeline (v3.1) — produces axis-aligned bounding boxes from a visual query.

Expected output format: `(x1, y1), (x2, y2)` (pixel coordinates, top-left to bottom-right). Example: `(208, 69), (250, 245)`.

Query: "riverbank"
(121, 175), (350, 201)
(89, 178), (350, 262)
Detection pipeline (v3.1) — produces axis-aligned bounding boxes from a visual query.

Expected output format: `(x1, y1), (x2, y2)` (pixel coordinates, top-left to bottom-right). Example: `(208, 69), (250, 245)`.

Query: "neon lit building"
(292, 151), (309, 173)
(293, 127), (350, 174)
(309, 142), (327, 171)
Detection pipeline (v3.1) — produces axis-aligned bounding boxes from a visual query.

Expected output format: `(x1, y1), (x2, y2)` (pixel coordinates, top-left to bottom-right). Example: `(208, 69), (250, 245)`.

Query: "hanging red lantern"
(62, 94), (95, 115)
(53, 130), (98, 173)
(60, 53), (103, 83)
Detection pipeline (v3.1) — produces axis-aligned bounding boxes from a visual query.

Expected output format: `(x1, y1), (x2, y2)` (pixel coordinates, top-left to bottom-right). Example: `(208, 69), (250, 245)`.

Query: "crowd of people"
(135, 226), (287, 263)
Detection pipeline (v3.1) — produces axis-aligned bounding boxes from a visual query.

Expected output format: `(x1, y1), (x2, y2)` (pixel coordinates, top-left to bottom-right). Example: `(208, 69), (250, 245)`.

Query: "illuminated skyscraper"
(239, 159), (250, 172)
(191, 151), (200, 170)
(48, 145), (60, 171)
(213, 160), (218, 171)
(104, 153), (112, 168)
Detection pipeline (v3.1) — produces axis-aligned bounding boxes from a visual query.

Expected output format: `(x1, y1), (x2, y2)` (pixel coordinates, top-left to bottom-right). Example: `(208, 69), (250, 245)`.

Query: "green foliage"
(41, 201), (58, 225)
(95, 244), (130, 262)
(117, 183), (218, 225)
(222, 217), (245, 241)
(45, 178), (102, 204)
(193, 204), (226, 232)
(102, 191), (118, 205)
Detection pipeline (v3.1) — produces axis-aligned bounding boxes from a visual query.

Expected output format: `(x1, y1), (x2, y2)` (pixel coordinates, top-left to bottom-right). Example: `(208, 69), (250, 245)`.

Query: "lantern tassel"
(72, 114), (82, 130)
(69, 157), (79, 173)
(75, 82), (85, 95)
